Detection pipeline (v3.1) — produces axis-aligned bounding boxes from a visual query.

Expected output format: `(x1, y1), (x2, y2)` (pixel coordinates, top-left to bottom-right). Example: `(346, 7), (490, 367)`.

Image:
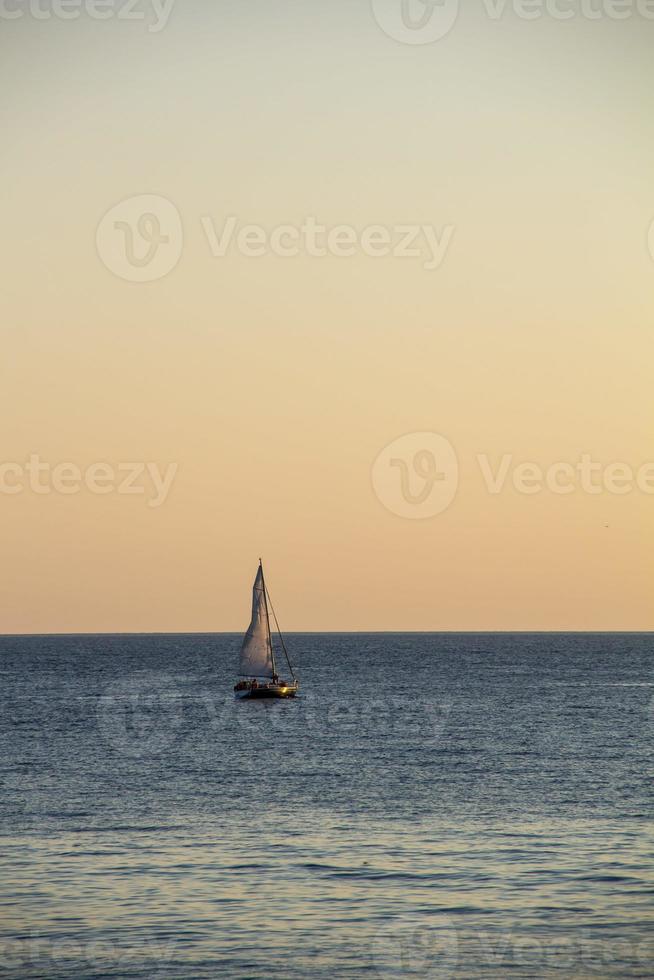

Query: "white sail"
(239, 566), (274, 678)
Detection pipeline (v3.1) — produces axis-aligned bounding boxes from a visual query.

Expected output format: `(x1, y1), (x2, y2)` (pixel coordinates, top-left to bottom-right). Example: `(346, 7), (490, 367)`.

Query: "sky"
(0, 0), (652, 632)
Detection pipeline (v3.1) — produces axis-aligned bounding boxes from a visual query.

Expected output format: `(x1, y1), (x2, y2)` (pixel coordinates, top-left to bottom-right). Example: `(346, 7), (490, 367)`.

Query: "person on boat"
(272, 673), (279, 685)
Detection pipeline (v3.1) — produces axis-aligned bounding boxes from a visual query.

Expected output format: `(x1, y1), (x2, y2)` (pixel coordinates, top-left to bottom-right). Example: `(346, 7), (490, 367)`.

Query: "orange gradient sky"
(1, 3), (652, 632)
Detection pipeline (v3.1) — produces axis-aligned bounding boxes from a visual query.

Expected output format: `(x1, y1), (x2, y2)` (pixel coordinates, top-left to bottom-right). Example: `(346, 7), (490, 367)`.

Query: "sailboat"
(233, 560), (299, 699)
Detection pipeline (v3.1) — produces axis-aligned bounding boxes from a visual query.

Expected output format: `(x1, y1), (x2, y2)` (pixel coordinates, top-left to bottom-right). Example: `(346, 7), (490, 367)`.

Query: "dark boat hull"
(234, 683), (298, 700)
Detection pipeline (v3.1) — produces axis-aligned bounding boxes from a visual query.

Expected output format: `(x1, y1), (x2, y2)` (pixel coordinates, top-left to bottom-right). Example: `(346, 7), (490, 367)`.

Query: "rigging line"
(265, 585), (296, 680)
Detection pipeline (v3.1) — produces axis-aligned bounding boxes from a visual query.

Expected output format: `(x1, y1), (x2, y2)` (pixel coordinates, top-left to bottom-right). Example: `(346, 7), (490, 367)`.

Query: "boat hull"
(234, 683), (298, 700)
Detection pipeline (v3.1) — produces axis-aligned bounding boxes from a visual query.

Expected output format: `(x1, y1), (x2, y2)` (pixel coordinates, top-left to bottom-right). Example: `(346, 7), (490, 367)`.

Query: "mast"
(259, 558), (276, 678)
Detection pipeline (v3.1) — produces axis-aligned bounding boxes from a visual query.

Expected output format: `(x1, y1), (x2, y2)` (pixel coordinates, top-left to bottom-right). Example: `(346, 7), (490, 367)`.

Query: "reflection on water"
(1, 633), (652, 978)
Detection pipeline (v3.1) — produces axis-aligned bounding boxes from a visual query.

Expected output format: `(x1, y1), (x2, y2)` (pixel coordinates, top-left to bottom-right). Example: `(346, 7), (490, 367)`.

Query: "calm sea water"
(1, 633), (652, 979)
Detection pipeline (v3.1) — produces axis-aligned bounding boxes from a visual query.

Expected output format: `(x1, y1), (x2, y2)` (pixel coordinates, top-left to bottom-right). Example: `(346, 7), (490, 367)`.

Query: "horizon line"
(0, 629), (651, 638)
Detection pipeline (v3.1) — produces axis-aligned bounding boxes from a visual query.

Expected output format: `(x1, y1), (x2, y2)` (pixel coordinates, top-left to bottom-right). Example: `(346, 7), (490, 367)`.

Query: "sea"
(0, 633), (652, 979)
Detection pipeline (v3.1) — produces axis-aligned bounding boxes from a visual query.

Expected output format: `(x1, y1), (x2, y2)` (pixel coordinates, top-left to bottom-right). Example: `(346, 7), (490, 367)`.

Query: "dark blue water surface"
(1, 633), (652, 978)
